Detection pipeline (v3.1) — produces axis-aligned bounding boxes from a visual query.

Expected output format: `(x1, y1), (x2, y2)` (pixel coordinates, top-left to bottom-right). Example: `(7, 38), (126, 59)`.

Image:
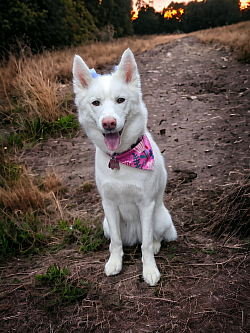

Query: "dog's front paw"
(105, 257), (122, 276)
(143, 265), (161, 286)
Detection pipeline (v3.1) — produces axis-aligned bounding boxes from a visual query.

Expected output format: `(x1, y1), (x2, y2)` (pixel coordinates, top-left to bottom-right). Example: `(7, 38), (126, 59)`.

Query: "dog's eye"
(92, 100), (100, 106)
(117, 98), (125, 104)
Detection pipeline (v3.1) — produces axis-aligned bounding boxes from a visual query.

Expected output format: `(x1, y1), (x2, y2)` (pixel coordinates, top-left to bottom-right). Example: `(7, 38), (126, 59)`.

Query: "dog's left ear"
(115, 48), (139, 86)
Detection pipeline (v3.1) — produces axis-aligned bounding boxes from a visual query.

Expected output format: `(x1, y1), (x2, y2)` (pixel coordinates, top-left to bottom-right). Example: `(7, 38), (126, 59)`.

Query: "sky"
(133, 0), (249, 12)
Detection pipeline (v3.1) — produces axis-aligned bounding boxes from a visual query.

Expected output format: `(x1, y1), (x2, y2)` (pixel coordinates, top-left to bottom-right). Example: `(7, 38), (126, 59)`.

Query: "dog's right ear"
(72, 55), (93, 89)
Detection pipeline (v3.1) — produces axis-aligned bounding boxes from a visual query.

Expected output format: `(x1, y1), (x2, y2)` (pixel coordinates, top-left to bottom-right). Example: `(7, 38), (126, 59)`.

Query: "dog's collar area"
(109, 135), (143, 161)
(108, 155), (120, 170)
(108, 136), (142, 170)
(108, 135), (154, 171)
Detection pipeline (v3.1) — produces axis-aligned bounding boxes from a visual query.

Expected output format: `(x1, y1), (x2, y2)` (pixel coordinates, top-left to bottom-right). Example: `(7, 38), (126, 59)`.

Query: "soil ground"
(1, 36), (250, 332)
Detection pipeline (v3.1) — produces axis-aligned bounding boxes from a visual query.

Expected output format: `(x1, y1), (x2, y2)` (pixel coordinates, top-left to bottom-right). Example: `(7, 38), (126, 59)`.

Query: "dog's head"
(72, 49), (147, 154)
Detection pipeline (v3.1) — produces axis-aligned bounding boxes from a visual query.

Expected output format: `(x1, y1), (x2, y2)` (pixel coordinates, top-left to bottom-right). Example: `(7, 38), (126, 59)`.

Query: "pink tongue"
(104, 132), (120, 151)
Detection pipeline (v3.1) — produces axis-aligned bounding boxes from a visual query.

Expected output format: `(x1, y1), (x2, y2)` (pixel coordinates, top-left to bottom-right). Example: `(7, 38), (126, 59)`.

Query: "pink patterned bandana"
(108, 135), (154, 170)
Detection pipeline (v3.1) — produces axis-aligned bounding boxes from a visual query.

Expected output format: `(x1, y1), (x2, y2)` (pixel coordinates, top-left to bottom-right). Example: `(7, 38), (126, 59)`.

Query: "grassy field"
(193, 21), (250, 62)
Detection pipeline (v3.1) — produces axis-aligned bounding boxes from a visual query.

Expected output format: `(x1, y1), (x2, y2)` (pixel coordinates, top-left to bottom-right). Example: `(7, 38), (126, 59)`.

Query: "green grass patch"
(7, 114), (79, 149)
(58, 219), (107, 253)
(73, 219), (107, 254)
(0, 216), (107, 259)
(0, 215), (47, 258)
(35, 264), (90, 310)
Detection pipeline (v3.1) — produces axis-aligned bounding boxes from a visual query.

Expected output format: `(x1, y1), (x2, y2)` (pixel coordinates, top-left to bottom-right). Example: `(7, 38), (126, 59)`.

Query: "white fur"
(73, 49), (177, 286)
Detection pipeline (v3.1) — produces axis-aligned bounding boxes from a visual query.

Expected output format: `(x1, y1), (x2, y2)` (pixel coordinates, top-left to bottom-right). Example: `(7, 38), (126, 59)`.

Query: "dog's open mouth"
(103, 129), (123, 151)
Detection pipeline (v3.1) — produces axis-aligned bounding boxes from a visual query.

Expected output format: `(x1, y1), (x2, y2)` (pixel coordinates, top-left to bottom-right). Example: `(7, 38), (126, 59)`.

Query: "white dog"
(73, 49), (177, 286)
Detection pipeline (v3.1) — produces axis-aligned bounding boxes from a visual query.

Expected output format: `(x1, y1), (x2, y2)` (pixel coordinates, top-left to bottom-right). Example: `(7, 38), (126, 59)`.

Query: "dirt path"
(1, 36), (250, 332)
(19, 36), (250, 219)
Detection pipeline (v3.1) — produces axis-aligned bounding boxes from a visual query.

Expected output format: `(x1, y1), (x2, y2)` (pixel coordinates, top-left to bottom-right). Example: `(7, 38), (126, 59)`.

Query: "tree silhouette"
(133, 5), (159, 34)
(133, 0), (242, 35)
(0, 0), (133, 57)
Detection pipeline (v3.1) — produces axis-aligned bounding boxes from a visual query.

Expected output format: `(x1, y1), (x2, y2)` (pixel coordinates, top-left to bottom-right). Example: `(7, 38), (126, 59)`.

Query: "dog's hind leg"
(103, 217), (110, 239)
(153, 238), (161, 255)
(163, 209), (177, 242)
(153, 204), (177, 243)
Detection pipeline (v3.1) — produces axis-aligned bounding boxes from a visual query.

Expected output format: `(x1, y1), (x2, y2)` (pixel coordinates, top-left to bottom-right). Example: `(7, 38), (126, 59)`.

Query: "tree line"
(0, 0), (133, 57)
(133, 0), (250, 35)
(0, 0), (249, 57)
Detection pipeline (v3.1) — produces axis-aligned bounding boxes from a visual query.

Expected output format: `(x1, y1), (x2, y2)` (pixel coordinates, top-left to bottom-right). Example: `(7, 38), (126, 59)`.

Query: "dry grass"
(0, 159), (61, 214)
(193, 21), (250, 62)
(207, 171), (250, 239)
(0, 35), (185, 124)
(0, 46), (72, 123)
(43, 170), (61, 192)
(62, 34), (186, 70)
(0, 170), (46, 213)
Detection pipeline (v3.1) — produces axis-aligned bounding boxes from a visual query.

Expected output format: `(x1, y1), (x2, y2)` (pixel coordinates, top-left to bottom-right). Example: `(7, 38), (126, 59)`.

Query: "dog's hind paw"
(153, 239), (161, 255)
(164, 223), (178, 242)
(105, 258), (122, 276)
(143, 265), (161, 286)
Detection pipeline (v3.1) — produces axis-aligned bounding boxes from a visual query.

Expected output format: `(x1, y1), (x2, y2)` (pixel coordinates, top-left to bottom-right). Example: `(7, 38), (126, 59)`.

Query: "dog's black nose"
(102, 117), (116, 130)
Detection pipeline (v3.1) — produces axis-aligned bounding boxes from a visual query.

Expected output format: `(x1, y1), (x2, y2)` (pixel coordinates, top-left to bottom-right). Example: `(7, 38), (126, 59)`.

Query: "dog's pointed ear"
(115, 48), (139, 85)
(73, 55), (93, 89)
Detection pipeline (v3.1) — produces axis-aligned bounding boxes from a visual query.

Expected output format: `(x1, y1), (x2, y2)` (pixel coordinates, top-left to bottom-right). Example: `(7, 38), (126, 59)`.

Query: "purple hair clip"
(89, 66), (119, 79)
(89, 68), (100, 79)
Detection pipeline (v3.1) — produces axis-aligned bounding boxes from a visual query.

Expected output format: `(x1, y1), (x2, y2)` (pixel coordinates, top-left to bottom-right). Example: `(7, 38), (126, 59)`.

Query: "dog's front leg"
(140, 201), (161, 286)
(103, 199), (123, 276)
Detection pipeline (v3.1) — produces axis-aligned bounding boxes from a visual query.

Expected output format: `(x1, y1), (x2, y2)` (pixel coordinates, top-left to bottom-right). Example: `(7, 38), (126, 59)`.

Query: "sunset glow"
(131, 11), (138, 21)
(240, 0), (249, 9)
(132, 0), (249, 13)
(131, 0), (249, 21)
(164, 7), (184, 20)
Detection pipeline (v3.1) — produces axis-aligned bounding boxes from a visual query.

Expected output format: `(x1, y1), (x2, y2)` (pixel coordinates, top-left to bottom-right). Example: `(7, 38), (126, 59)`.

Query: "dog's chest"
(100, 181), (141, 222)
(100, 180), (143, 203)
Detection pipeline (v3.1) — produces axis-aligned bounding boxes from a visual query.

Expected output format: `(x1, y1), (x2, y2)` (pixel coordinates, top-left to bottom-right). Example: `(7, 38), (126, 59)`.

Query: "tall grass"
(0, 155), (57, 213)
(0, 45), (73, 123)
(0, 171), (46, 212)
(193, 21), (250, 62)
